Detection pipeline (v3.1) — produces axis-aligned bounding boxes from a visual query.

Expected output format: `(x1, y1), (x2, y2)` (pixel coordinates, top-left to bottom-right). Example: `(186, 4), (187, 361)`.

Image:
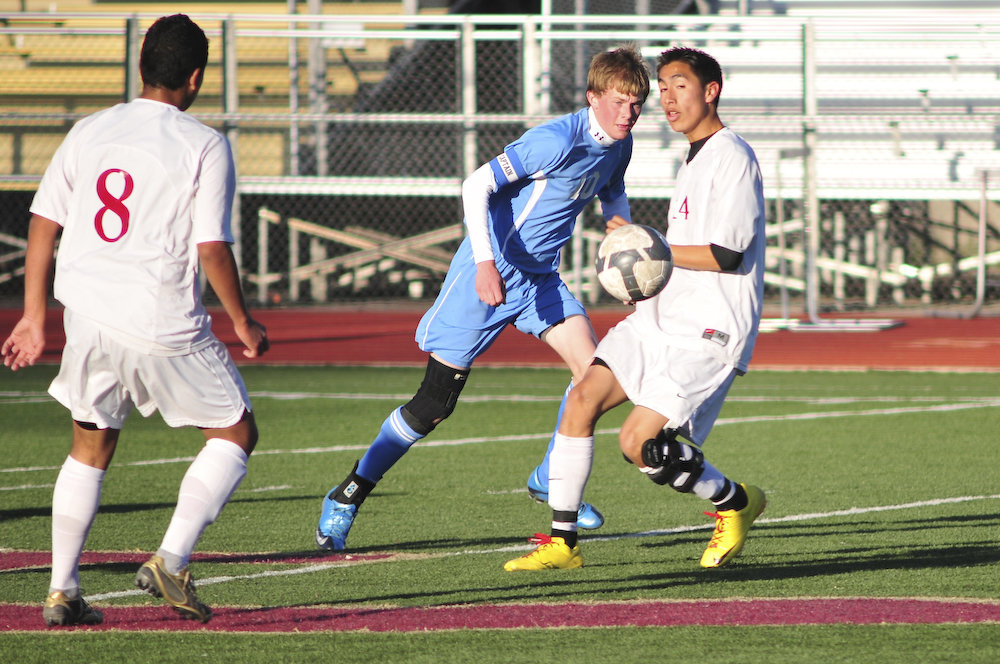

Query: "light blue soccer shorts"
(415, 252), (586, 368)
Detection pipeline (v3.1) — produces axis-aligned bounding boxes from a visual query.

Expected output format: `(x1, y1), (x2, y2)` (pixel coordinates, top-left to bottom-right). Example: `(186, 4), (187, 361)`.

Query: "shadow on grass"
(0, 491), (319, 522)
(309, 515), (1000, 606)
(0, 500), (180, 521)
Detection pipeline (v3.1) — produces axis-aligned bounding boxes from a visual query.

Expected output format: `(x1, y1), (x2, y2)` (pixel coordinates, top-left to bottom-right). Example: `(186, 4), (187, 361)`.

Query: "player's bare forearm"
(670, 244), (724, 271)
(1, 215), (59, 370)
(22, 216), (59, 320)
(599, 224), (723, 271)
(198, 241), (269, 358)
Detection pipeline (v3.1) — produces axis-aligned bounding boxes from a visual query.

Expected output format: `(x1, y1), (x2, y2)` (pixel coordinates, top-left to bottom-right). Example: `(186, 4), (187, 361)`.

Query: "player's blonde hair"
(587, 45), (651, 101)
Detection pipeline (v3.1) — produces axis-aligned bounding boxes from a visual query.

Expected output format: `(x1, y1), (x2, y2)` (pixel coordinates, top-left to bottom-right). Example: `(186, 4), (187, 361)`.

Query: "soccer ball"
(595, 224), (673, 303)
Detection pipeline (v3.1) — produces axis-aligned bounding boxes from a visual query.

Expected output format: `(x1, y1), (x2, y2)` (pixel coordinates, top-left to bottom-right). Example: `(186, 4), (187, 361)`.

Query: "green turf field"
(2, 365), (998, 662)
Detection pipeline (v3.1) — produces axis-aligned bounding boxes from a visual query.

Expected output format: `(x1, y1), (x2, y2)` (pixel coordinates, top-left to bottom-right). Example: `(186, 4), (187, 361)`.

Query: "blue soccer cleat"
(526, 467), (605, 530)
(315, 492), (358, 551)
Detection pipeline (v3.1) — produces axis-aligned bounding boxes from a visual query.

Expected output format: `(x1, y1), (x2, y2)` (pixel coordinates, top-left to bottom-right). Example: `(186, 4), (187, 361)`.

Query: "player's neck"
(685, 114), (724, 144)
(587, 107), (619, 147)
(139, 84), (197, 112)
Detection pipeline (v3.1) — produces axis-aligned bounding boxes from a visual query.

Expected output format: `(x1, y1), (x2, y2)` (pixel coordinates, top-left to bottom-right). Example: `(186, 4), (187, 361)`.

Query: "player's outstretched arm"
(1, 215), (59, 370)
(197, 241), (269, 358)
(670, 244), (724, 271)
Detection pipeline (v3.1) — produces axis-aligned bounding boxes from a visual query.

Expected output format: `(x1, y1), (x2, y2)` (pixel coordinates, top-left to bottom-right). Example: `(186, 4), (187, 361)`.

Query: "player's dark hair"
(139, 14), (209, 90)
(587, 45), (651, 101)
(656, 47), (723, 103)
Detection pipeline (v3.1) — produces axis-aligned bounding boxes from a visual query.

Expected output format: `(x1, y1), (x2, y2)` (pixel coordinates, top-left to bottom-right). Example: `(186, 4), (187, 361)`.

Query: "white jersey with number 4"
(634, 127), (765, 372)
(31, 98), (235, 355)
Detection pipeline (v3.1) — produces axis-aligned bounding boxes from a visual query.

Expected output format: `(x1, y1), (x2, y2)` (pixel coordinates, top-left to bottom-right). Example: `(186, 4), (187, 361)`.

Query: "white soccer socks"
(50, 455), (105, 594)
(158, 438), (248, 573)
(548, 433), (594, 534)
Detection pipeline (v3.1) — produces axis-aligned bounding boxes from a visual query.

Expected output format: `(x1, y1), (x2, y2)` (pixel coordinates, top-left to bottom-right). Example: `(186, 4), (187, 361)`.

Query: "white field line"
(3, 396), (1000, 476)
(5, 390), (999, 406)
(88, 562), (365, 601)
(84, 491), (1000, 604)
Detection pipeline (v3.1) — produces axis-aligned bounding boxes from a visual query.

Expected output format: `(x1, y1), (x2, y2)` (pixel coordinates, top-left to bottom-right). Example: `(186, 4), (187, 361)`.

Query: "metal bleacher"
(629, 11), (1000, 202)
(628, 3), (1000, 323)
(1, 1), (998, 314)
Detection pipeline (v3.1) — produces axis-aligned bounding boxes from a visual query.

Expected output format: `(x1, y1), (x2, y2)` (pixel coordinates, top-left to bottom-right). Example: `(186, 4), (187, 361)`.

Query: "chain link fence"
(1, 4), (999, 317)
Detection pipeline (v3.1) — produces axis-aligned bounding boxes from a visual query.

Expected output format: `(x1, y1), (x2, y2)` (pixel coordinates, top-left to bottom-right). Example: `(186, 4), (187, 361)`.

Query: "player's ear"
(586, 89), (598, 107)
(704, 81), (720, 105)
(188, 68), (204, 94)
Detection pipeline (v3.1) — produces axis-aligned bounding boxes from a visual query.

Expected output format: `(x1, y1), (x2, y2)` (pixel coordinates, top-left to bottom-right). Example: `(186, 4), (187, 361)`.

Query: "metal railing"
(0, 10), (998, 316)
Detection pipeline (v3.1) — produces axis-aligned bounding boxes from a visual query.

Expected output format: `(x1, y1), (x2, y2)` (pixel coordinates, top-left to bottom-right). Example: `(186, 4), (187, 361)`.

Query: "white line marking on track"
(89, 562), (361, 601)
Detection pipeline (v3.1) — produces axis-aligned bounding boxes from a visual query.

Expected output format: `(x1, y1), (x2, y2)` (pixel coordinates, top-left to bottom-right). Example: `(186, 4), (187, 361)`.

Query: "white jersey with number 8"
(31, 98), (235, 355)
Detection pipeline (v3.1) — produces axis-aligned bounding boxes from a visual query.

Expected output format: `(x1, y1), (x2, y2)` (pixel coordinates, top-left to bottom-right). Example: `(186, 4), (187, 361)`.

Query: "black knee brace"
(399, 356), (470, 435)
(640, 428), (705, 493)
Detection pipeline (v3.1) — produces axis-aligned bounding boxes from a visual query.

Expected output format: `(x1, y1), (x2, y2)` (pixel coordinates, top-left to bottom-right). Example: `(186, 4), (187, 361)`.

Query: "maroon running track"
(2, 550), (999, 631)
(228, 308), (1000, 371)
(3, 598), (999, 632)
(3, 306), (998, 371)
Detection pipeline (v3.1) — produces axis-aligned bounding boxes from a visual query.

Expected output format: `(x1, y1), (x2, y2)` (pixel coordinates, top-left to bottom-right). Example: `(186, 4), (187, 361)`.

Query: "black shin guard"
(330, 461), (376, 507)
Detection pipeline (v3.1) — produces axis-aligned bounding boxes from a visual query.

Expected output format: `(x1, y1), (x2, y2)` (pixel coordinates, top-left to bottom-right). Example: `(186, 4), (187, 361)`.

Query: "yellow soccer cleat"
(700, 483), (767, 568)
(504, 534), (583, 571)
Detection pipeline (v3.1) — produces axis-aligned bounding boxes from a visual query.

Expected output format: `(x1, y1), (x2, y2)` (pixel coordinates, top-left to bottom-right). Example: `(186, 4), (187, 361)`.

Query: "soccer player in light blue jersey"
(315, 46), (650, 552)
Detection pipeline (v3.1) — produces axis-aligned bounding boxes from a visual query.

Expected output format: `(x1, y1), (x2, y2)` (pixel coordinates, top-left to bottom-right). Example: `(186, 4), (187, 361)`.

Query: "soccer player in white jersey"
(315, 46), (650, 552)
(1, 15), (268, 625)
(506, 46), (767, 572)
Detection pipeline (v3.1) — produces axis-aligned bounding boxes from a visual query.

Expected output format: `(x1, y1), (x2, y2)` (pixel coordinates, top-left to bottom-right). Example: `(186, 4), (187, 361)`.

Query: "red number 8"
(94, 168), (133, 242)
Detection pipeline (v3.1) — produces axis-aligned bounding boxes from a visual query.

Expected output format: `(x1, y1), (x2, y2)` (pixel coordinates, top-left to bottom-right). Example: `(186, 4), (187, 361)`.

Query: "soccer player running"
(505, 46), (767, 572)
(1, 15), (268, 625)
(315, 46), (650, 552)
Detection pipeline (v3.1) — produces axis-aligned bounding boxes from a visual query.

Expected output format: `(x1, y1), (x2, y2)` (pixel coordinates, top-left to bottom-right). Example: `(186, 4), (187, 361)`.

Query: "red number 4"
(94, 168), (133, 242)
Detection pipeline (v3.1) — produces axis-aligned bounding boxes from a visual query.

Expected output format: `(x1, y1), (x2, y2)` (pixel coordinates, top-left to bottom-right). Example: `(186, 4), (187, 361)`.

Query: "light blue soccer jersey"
(484, 106), (632, 274)
(416, 107), (633, 366)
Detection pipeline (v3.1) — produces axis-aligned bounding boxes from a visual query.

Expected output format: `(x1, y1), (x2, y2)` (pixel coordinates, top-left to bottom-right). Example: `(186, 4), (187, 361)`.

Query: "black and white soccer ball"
(595, 224), (673, 303)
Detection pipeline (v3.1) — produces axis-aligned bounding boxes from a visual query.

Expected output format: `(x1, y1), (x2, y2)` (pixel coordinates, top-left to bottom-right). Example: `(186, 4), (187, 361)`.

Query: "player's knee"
(400, 356), (470, 435)
(639, 428), (705, 493)
(617, 425), (646, 465)
(563, 381), (602, 428)
(241, 411), (259, 455)
(212, 410), (257, 456)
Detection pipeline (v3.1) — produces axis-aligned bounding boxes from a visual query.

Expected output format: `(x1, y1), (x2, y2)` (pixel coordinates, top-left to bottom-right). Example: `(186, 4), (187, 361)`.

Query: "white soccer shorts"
(49, 310), (252, 430)
(594, 316), (737, 446)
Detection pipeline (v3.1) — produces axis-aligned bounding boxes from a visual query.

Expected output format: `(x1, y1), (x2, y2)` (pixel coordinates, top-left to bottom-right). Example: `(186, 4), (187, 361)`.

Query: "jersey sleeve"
(707, 146), (763, 253)
(492, 122), (573, 185)
(475, 121), (576, 261)
(597, 136), (633, 220)
(462, 162), (499, 263)
(29, 119), (87, 227)
(191, 133), (236, 244)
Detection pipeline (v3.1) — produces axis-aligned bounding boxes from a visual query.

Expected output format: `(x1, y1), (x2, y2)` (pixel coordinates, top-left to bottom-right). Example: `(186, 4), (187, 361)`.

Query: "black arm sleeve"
(710, 243), (744, 271)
